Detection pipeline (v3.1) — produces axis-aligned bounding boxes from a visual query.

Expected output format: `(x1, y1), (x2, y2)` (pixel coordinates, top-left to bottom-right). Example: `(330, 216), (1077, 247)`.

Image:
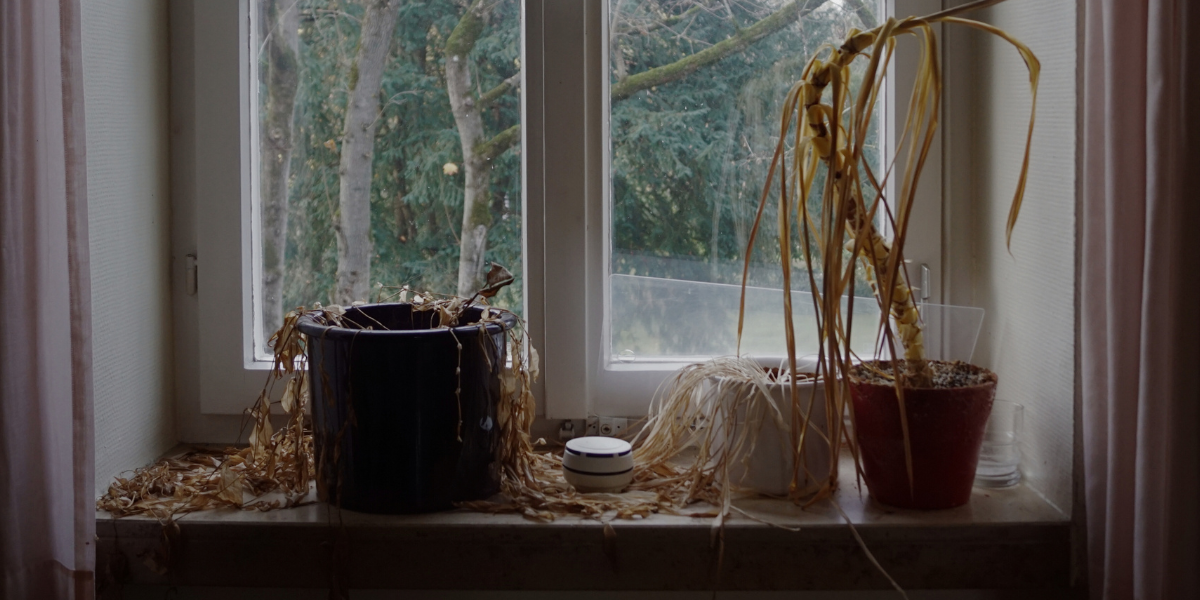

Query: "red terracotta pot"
(849, 361), (997, 509)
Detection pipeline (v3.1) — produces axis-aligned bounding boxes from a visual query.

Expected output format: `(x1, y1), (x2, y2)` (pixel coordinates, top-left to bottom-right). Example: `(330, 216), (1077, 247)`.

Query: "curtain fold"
(0, 0), (95, 598)
(1081, 0), (1200, 598)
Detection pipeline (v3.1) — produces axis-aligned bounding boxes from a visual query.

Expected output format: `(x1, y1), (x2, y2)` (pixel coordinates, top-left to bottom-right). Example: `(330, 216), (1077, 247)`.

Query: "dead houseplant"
(292, 265), (533, 514)
(296, 300), (515, 513)
(95, 265), (544, 519)
(740, 0), (1040, 509)
(631, 0), (1039, 512)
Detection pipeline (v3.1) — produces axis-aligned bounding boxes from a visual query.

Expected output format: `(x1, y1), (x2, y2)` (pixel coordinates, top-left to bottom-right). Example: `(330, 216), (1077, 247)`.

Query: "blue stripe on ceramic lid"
(561, 464), (634, 476)
(564, 436), (632, 458)
(565, 448), (632, 458)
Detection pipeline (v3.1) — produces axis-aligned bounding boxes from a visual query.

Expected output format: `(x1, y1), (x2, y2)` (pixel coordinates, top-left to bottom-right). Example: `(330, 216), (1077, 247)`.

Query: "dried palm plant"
(733, 0), (1038, 496)
(631, 0), (1040, 512)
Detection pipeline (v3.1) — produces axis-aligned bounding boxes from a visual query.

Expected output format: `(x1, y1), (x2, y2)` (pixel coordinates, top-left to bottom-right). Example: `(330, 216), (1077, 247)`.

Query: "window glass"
(608, 0), (884, 361)
(254, 0), (523, 351)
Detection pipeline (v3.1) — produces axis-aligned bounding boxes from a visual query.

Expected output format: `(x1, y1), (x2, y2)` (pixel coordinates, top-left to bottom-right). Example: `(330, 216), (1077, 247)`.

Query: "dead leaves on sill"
(95, 292), (770, 527)
(96, 277), (833, 534)
(96, 307), (326, 520)
(94, 284), (538, 522)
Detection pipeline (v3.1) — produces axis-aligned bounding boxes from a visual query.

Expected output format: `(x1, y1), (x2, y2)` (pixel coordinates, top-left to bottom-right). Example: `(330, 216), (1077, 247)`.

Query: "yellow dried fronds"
(736, 0), (1037, 498)
(741, 0), (1037, 377)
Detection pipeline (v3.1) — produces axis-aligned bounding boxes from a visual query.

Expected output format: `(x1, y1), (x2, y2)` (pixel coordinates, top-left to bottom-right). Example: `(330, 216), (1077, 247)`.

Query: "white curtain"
(1081, 0), (1200, 598)
(0, 0), (95, 597)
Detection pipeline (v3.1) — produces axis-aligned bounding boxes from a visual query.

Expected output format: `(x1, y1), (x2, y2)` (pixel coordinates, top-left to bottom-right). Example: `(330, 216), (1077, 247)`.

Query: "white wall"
(84, 0), (177, 497)
(944, 0), (1077, 513)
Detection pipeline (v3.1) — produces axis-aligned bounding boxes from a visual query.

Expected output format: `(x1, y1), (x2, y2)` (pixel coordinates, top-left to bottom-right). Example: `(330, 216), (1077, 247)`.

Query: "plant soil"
(850, 360), (996, 389)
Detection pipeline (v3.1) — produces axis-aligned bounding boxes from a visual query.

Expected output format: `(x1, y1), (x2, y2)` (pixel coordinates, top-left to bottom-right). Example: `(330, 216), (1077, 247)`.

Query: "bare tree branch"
(477, 72), (520, 109)
(843, 0), (878, 29)
(619, 2), (709, 37)
(610, 0), (830, 102)
(474, 124), (520, 162)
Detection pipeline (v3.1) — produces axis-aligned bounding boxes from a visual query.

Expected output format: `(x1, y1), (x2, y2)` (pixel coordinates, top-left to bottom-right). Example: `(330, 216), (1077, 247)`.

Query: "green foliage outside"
(264, 0), (880, 340)
(611, 0), (880, 289)
(275, 0), (523, 315)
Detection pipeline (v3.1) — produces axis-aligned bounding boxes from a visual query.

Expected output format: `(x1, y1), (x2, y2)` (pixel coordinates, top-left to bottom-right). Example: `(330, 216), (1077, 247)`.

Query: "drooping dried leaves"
(94, 286), (837, 526)
(477, 262), (515, 299)
(469, 356), (836, 526)
(96, 307), (336, 519)
(736, 0), (1037, 498)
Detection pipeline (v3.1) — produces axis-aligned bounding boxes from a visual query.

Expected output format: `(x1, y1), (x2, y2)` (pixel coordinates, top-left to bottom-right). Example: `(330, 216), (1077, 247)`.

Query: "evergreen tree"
(259, 0), (879, 338)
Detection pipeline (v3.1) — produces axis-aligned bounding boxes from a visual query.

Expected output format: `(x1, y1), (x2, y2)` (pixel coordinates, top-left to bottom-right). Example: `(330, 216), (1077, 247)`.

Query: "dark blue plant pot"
(297, 302), (514, 514)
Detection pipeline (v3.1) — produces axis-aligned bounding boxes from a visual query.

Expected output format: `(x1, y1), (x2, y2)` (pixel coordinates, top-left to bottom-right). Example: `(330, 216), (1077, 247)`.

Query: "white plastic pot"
(712, 357), (831, 496)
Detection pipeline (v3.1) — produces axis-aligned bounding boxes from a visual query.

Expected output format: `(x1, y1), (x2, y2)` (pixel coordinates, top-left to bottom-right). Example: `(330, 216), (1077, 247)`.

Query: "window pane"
(608, 0), (884, 360)
(254, 0), (523, 354)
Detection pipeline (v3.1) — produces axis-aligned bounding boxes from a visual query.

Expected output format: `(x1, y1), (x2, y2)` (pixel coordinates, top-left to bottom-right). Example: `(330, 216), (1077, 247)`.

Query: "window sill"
(96, 452), (1070, 591)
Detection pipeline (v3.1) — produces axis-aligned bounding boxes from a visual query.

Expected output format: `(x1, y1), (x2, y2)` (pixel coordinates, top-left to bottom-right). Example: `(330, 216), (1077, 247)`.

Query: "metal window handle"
(920, 264), (930, 301)
(903, 260), (931, 301)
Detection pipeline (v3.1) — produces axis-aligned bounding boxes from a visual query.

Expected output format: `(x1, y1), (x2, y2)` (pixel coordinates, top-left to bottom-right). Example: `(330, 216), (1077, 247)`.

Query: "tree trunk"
(709, 174), (722, 281)
(259, 0), (300, 334)
(334, 0), (401, 304)
(435, 0), (832, 296)
(710, 110), (740, 281)
(446, 0), (493, 296)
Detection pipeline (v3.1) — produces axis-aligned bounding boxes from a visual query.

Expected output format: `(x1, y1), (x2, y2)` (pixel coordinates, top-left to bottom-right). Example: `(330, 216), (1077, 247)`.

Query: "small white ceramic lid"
(562, 436), (634, 476)
(565, 436), (632, 457)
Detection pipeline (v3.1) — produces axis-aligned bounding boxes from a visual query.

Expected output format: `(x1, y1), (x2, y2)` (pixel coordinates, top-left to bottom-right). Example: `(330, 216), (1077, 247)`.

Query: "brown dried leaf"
(477, 263), (515, 299)
(298, 373), (309, 413)
(249, 415), (272, 460)
(280, 378), (296, 413)
(217, 462), (243, 507)
(527, 346), (540, 383)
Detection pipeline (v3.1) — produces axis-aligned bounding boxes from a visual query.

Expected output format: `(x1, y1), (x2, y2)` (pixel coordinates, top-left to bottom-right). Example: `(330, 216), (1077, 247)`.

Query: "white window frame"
(175, 0), (941, 425)
(183, 0), (265, 418)
(537, 0), (943, 418)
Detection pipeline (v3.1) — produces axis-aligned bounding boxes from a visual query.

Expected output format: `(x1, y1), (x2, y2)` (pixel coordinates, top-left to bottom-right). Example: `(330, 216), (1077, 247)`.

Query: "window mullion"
(540, 0), (594, 419)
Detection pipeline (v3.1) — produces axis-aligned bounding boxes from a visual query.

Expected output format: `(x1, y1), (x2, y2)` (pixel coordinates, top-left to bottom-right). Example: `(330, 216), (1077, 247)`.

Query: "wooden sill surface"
(96, 452), (1069, 591)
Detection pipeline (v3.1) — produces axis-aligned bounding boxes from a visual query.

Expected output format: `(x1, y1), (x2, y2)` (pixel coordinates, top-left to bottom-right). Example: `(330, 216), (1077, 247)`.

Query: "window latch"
(920, 263), (930, 301)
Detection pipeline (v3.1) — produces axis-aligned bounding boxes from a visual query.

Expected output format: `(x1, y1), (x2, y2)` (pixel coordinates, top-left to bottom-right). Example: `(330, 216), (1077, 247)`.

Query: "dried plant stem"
(800, 21), (933, 384)
(848, 201), (927, 367)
